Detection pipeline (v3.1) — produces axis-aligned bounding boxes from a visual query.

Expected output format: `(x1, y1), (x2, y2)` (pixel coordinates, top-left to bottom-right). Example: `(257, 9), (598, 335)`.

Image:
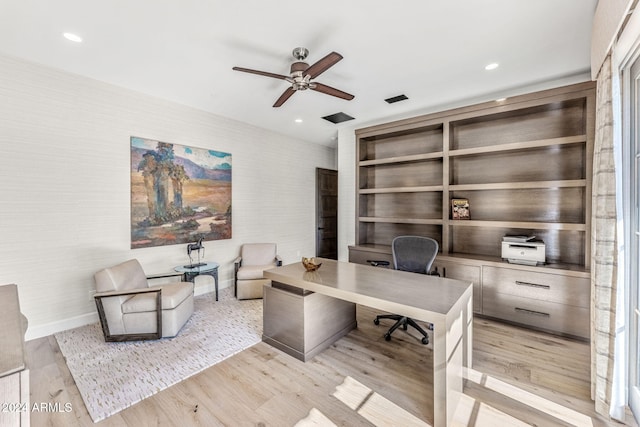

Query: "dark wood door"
(316, 168), (338, 259)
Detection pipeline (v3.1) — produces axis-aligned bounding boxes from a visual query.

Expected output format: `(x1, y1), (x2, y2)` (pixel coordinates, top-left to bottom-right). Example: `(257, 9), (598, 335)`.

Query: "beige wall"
(0, 54), (335, 339)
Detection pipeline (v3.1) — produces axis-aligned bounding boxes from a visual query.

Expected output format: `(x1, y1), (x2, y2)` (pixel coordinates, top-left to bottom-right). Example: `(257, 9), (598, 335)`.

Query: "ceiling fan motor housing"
(290, 62), (311, 90)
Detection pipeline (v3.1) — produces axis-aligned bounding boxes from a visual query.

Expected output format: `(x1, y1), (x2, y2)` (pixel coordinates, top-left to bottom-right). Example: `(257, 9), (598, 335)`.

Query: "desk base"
(263, 282), (357, 362)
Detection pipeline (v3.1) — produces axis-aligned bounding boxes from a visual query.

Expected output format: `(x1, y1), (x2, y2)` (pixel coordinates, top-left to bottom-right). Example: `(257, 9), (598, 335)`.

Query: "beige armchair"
(93, 259), (194, 342)
(234, 243), (282, 300)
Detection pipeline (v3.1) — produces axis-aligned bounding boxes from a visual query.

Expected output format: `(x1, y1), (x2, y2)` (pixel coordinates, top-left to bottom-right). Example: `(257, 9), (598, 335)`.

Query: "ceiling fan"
(233, 47), (354, 107)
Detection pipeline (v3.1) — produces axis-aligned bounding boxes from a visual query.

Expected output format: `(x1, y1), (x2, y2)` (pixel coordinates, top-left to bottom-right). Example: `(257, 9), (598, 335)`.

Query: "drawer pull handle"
(515, 307), (550, 317)
(515, 280), (550, 290)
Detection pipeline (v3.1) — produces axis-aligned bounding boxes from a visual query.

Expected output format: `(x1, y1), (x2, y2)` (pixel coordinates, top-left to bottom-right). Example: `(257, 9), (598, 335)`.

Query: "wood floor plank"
(25, 305), (639, 427)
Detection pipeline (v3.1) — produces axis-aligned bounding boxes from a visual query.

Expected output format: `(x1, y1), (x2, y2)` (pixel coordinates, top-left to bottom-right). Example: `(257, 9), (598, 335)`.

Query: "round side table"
(174, 262), (219, 301)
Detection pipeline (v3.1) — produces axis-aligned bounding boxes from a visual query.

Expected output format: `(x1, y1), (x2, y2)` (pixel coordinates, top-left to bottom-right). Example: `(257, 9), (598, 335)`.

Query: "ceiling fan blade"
(273, 87), (296, 107)
(232, 66), (289, 80)
(310, 83), (354, 101)
(304, 52), (343, 79)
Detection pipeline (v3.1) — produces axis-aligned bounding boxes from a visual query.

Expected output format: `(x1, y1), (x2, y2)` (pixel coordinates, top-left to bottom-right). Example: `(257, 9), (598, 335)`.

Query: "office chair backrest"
(392, 236), (439, 274)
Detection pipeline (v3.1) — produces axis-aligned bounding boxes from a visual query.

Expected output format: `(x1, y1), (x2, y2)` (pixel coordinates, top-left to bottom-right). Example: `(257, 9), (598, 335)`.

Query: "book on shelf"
(451, 198), (470, 220)
(502, 235), (537, 243)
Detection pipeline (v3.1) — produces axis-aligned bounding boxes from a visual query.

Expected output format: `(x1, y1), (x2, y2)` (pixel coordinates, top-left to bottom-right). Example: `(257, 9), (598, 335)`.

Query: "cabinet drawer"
(483, 266), (589, 308)
(434, 260), (481, 314)
(483, 293), (590, 339)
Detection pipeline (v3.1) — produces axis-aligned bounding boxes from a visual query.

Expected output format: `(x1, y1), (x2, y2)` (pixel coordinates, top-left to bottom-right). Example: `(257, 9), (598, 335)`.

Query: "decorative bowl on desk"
(302, 257), (322, 272)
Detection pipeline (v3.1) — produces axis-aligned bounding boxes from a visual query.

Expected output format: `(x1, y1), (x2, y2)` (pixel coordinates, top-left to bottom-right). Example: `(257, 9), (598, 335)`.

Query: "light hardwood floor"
(25, 306), (639, 427)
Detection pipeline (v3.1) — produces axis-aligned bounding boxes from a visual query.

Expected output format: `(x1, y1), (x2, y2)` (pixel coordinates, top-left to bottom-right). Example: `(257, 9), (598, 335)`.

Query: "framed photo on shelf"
(451, 198), (470, 220)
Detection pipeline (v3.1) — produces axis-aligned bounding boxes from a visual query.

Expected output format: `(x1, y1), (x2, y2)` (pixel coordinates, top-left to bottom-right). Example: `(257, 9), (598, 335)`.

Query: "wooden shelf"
(359, 217), (443, 225)
(348, 245), (590, 276)
(354, 81), (594, 271)
(359, 152), (444, 166)
(448, 134), (586, 157)
(448, 220), (587, 231)
(359, 185), (443, 194)
(450, 179), (586, 191)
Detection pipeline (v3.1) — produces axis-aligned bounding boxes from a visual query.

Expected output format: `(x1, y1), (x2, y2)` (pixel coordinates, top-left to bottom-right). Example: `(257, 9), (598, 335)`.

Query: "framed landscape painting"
(130, 136), (232, 249)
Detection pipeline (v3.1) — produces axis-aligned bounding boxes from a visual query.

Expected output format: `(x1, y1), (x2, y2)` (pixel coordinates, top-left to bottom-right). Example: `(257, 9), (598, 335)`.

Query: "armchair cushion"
(94, 259), (148, 293)
(236, 264), (275, 281)
(241, 243), (278, 265)
(121, 282), (193, 313)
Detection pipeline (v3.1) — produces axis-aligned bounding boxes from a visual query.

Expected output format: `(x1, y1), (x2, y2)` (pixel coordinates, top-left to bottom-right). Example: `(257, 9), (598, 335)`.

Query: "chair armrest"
(94, 288), (162, 342)
(275, 255), (282, 266)
(146, 272), (183, 280)
(94, 287), (162, 299)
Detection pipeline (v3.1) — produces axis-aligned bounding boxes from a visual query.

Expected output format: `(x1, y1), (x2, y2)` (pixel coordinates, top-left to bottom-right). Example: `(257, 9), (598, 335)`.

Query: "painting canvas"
(130, 136), (232, 249)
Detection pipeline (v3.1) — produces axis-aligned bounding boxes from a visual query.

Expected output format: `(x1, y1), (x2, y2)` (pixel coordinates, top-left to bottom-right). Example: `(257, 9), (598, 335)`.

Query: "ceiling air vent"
(385, 94), (409, 104)
(322, 112), (355, 124)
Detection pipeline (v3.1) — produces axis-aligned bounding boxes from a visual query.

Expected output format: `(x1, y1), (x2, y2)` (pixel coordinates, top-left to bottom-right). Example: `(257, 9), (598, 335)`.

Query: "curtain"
(610, 45), (627, 421)
(591, 54), (620, 418)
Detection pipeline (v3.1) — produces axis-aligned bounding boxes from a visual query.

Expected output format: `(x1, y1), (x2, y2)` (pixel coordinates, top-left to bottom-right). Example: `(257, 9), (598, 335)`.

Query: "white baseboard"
(25, 312), (99, 341)
(194, 279), (231, 297)
(25, 280), (232, 341)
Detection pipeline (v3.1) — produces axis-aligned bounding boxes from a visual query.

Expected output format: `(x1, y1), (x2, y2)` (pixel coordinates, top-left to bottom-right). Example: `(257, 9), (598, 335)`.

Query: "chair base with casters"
(371, 235), (440, 346)
(374, 314), (430, 345)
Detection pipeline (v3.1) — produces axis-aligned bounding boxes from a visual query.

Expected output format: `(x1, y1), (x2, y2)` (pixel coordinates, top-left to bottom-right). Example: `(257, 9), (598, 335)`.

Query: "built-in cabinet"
(349, 82), (595, 339)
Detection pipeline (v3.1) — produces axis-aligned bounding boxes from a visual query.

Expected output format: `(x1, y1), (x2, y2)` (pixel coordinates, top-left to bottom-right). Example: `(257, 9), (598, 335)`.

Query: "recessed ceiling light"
(496, 97), (507, 102)
(63, 32), (83, 43)
(485, 63), (499, 71)
(294, 118), (303, 123)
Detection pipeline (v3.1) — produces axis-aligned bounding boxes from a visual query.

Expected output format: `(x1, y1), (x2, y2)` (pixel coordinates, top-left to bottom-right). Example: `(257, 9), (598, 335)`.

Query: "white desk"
(263, 259), (473, 427)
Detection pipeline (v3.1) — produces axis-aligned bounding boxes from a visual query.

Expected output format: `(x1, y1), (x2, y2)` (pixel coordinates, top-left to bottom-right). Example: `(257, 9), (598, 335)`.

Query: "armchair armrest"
(233, 256), (242, 297)
(275, 255), (282, 266)
(94, 287), (162, 299)
(94, 288), (162, 342)
(146, 271), (183, 280)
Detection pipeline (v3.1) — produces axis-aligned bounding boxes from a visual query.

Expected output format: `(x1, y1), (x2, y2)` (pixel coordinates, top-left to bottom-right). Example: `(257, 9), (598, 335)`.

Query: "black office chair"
(373, 235), (439, 345)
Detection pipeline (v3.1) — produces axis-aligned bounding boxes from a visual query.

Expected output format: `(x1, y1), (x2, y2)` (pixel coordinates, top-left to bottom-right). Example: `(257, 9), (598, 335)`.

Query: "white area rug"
(55, 287), (262, 422)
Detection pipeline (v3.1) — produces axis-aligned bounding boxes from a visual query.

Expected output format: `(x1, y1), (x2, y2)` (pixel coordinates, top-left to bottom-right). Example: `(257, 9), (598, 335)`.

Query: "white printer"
(501, 236), (545, 266)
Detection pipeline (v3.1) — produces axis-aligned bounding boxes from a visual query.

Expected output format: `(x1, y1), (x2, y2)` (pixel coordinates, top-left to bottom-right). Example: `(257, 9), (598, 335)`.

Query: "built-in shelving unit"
(349, 82), (595, 339)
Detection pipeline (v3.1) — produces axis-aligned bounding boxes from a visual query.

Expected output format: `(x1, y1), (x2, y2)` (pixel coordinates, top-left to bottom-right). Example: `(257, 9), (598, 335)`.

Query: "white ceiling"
(0, 0), (598, 146)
